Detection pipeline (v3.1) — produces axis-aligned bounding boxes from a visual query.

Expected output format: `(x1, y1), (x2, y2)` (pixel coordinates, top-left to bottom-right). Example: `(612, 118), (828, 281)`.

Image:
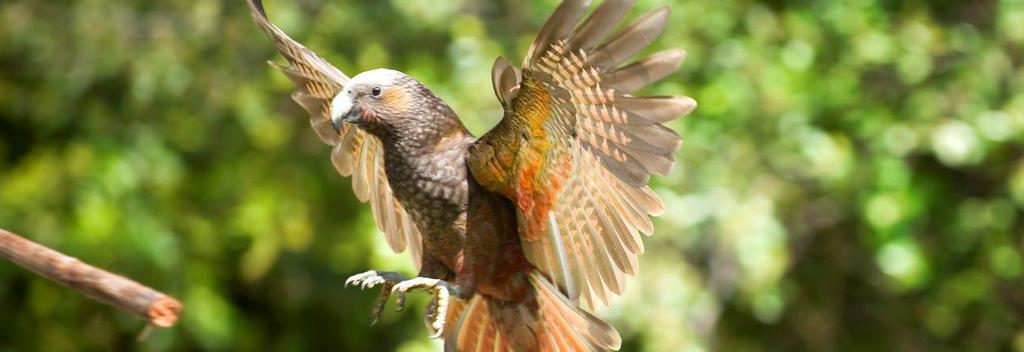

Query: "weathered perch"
(0, 228), (182, 327)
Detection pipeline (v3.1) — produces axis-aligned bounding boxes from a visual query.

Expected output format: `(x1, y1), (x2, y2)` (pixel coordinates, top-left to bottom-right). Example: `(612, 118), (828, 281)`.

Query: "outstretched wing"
(247, 0), (423, 268)
(469, 0), (696, 306)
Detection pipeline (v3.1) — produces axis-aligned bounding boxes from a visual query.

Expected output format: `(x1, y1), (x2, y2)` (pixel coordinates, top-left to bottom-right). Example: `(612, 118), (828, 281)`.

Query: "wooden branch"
(0, 228), (182, 327)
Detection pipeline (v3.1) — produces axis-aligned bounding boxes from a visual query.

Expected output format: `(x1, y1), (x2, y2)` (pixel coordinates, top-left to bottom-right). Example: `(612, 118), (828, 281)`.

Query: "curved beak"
(329, 91), (359, 133)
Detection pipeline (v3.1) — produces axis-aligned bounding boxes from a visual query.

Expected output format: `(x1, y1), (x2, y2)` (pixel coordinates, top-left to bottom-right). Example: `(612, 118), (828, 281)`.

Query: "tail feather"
(531, 274), (621, 349)
(445, 272), (621, 351)
(445, 297), (503, 352)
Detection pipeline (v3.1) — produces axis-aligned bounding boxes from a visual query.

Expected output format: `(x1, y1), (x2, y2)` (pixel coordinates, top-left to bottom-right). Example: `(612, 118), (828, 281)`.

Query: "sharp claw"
(344, 270), (410, 323)
(429, 287), (449, 338)
(385, 277), (452, 338)
(394, 292), (407, 312)
(425, 298), (447, 338)
(370, 300), (384, 324)
(369, 284), (391, 325)
(346, 270), (377, 288)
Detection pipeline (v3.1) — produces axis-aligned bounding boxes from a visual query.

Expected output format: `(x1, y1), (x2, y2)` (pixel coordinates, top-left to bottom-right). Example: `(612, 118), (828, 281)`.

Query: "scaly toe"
(370, 288), (391, 325)
(394, 292), (408, 312)
(391, 277), (441, 294)
(427, 294), (449, 339)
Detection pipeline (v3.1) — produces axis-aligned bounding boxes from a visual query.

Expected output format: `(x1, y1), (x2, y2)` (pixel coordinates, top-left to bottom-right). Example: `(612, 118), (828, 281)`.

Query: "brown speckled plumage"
(248, 0), (696, 350)
(377, 100), (472, 277)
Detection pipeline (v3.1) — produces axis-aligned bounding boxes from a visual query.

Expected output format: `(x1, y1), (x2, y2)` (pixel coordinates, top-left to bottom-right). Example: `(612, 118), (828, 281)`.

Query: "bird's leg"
(391, 277), (466, 338)
(345, 270), (407, 324)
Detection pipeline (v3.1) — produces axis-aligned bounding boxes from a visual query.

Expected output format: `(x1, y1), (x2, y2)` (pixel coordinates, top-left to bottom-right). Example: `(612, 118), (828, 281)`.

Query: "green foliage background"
(1, 0), (1023, 351)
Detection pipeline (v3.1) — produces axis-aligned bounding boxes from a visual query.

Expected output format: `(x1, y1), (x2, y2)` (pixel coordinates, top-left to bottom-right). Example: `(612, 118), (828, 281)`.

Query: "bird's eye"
(371, 87), (382, 97)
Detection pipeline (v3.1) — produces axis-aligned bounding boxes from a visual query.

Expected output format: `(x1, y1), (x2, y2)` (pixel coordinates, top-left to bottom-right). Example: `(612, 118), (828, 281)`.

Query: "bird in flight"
(247, 0), (695, 350)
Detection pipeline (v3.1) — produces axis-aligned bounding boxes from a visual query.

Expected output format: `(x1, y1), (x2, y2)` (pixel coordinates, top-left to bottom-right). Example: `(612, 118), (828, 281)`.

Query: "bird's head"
(330, 68), (459, 140)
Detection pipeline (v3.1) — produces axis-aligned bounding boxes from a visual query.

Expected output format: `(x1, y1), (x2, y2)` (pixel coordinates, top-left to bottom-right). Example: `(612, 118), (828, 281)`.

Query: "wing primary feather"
(580, 142), (650, 186)
(611, 123), (683, 155)
(622, 144), (677, 176)
(616, 95), (697, 124)
(376, 146), (408, 252)
(330, 137), (351, 177)
(247, 0), (348, 84)
(588, 6), (671, 70)
(526, 214), (571, 297)
(548, 211), (578, 299)
(350, 135), (371, 202)
(571, 182), (632, 275)
(565, 0), (635, 53)
(527, 0), (592, 65)
(561, 190), (614, 283)
(571, 216), (618, 300)
(580, 158), (642, 256)
(577, 155), (640, 275)
(603, 49), (687, 93)
(564, 218), (599, 304)
(402, 210), (423, 268)
(567, 203), (622, 294)
(632, 185), (666, 216)
(333, 127), (359, 176)
(558, 183), (617, 299)
(598, 171), (654, 236)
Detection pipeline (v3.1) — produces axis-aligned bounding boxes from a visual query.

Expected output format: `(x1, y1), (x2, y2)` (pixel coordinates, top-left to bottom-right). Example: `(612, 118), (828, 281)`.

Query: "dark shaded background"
(1, 0), (1023, 351)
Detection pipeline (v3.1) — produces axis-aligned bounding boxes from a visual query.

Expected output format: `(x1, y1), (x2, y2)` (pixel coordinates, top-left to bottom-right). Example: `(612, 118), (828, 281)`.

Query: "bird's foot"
(423, 293), (456, 338)
(391, 277), (458, 338)
(345, 270), (407, 325)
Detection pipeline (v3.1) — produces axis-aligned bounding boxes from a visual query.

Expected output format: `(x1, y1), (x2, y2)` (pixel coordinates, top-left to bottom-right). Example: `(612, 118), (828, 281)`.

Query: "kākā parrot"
(247, 0), (695, 350)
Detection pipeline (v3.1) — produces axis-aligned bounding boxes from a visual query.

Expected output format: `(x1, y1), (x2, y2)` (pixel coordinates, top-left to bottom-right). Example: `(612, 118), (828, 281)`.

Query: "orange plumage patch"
(515, 153), (543, 240)
(513, 136), (573, 240)
(381, 87), (410, 114)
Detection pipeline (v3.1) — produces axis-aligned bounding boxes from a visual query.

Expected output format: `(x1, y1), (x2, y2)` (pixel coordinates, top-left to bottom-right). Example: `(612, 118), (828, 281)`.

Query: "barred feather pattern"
(247, 0), (423, 268)
(485, 0), (696, 306)
(444, 272), (621, 352)
(445, 297), (507, 352)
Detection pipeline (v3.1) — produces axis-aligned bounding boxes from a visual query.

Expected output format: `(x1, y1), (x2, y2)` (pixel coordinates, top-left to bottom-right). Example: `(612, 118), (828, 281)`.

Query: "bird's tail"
(444, 271), (621, 351)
